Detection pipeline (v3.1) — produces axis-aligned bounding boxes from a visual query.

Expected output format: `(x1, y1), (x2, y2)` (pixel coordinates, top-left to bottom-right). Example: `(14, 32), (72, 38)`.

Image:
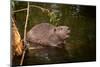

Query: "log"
(12, 19), (24, 56)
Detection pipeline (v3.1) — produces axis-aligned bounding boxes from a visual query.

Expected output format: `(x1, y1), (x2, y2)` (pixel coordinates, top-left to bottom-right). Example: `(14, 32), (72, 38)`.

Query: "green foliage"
(48, 11), (60, 26)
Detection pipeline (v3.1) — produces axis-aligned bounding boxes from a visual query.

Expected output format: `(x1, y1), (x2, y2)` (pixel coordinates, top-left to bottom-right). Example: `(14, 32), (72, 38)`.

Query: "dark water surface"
(12, 1), (96, 66)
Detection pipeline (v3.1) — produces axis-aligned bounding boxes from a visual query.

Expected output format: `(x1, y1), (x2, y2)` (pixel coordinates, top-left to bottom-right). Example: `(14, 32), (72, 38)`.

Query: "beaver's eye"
(54, 28), (56, 32)
(60, 28), (63, 30)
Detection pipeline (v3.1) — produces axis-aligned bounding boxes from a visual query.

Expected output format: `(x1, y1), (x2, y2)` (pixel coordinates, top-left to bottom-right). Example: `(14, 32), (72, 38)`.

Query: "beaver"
(23, 23), (71, 65)
(27, 23), (70, 48)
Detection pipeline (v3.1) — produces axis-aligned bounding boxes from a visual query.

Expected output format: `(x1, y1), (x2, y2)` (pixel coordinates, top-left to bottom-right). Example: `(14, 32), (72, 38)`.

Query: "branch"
(30, 5), (50, 13)
(13, 8), (27, 13)
(13, 5), (50, 13)
(24, 2), (29, 43)
(20, 2), (30, 66)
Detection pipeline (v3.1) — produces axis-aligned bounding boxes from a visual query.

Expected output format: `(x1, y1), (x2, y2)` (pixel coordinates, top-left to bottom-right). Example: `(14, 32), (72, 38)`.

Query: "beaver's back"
(27, 23), (55, 43)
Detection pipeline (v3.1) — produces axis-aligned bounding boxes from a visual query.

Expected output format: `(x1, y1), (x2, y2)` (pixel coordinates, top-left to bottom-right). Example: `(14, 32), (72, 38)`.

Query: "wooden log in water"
(12, 19), (24, 56)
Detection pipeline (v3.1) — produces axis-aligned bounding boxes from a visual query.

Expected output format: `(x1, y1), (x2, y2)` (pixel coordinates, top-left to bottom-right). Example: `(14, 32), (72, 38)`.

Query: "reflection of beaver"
(27, 23), (70, 48)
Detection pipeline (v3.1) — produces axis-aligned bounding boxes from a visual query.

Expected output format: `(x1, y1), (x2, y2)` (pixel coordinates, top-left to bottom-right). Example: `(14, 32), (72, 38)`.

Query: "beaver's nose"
(65, 35), (70, 38)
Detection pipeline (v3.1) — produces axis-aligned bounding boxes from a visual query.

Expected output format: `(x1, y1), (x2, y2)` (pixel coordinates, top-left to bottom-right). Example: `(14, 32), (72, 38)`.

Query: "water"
(12, 1), (96, 66)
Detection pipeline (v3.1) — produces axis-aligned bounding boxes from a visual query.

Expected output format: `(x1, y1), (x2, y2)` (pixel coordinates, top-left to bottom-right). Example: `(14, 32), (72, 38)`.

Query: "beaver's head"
(54, 26), (70, 40)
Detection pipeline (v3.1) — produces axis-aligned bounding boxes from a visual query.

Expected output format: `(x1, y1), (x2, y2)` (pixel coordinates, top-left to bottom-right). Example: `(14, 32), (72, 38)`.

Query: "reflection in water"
(23, 46), (70, 65)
